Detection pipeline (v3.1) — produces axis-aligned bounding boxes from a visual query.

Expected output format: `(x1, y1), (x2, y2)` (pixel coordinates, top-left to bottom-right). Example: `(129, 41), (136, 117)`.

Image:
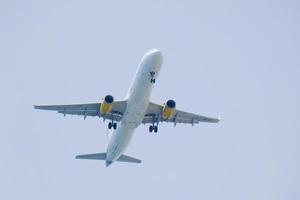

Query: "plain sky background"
(1, 0), (299, 199)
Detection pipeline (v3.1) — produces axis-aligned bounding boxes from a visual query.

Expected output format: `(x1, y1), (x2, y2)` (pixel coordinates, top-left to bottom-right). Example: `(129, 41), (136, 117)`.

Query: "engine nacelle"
(162, 99), (176, 120)
(100, 95), (114, 114)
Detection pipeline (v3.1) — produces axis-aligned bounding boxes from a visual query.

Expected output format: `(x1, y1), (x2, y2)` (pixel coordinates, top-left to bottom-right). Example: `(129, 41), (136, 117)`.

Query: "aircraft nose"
(149, 48), (163, 60)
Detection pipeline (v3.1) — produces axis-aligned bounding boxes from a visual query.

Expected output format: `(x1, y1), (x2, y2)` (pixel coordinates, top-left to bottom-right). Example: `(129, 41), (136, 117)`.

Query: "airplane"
(34, 48), (220, 167)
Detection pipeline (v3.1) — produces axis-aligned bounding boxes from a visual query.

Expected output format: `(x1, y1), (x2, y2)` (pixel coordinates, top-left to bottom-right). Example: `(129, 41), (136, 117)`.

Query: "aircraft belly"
(106, 125), (135, 161)
(106, 50), (162, 163)
(106, 87), (151, 161)
(123, 82), (151, 127)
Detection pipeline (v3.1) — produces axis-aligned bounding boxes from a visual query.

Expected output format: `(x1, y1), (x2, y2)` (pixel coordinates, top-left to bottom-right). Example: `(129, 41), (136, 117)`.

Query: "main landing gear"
(149, 125), (158, 133)
(149, 114), (158, 133)
(108, 122), (117, 130)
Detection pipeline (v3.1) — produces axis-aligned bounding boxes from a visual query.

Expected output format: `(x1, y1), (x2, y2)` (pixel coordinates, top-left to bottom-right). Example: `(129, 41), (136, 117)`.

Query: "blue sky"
(1, 0), (299, 199)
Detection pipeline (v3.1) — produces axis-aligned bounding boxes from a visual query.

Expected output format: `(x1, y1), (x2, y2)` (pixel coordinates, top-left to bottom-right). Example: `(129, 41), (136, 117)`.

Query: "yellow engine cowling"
(100, 95), (114, 114)
(162, 99), (176, 120)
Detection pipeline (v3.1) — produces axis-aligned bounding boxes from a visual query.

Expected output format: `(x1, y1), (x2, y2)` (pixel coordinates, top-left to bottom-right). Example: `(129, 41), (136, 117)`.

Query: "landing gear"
(149, 114), (159, 133)
(154, 126), (158, 133)
(149, 125), (158, 133)
(108, 122), (117, 130)
(150, 71), (156, 84)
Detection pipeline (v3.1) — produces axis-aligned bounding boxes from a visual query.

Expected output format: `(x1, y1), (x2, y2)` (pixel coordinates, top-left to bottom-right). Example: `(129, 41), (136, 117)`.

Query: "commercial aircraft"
(34, 49), (220, 166)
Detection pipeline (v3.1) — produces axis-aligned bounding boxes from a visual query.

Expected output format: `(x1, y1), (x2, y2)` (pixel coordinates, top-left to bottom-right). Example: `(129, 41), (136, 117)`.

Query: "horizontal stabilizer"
(75, 153), (142, 164)
(117, 155), (142, 163)
(75, 153), (106, 160)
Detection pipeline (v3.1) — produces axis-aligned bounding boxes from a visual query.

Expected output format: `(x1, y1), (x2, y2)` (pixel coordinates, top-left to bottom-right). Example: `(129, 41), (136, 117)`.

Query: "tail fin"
(75, 153), (142, 164)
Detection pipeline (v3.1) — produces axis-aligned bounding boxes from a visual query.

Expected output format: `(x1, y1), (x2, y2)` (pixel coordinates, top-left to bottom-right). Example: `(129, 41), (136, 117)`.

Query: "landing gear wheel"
(108, 122), (112, 129)
(108, 122), (117, 130)
(149, 125), (153, 133)
(149, 125), (158, 133)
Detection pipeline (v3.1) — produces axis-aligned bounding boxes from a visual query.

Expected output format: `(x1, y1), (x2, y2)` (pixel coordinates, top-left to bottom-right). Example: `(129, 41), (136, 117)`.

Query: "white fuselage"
(106, 49), (163, 163)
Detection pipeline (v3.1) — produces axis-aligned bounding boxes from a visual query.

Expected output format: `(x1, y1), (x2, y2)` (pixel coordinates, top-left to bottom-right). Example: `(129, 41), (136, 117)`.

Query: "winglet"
(218, 114), (222, 122)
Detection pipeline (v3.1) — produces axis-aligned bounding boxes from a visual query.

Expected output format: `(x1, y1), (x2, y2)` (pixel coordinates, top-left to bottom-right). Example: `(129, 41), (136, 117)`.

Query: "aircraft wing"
(34, 101), (127, 122)
(143, 102), (220, 125)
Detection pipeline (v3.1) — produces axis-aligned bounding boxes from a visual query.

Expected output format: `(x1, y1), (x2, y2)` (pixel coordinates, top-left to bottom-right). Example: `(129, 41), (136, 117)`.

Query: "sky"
(0, 0), (299, 199)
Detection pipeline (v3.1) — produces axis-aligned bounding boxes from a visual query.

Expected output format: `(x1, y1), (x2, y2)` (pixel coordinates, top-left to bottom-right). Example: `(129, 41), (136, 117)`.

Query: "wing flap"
(170, 110), (220, 123)
(34, 100), (127, 122)
(34, 103), (99, 111)
(144, 101), (220, 125)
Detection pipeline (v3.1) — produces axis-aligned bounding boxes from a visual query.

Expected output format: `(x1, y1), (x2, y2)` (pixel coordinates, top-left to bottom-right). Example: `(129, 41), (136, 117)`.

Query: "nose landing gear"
(150, 71), (156, 84)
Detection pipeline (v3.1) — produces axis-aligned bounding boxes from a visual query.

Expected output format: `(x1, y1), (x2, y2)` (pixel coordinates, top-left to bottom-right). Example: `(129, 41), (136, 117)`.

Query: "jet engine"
(162, 99), (176, 120)
(100, 95), (114, 114)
